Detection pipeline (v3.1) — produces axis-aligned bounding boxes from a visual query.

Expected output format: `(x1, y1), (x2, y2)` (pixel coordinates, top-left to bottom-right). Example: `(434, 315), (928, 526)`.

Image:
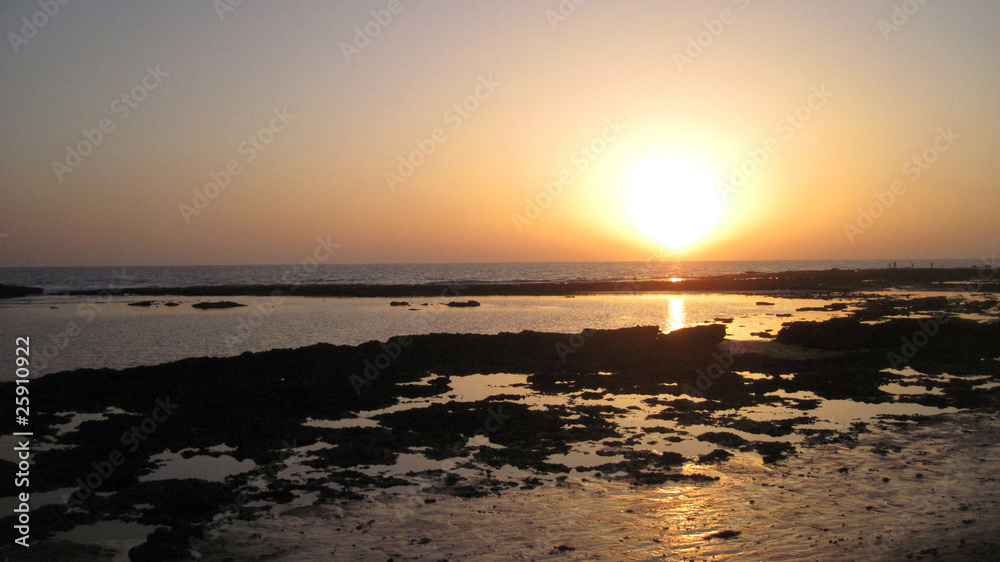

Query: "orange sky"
(1, 1), (998, 266)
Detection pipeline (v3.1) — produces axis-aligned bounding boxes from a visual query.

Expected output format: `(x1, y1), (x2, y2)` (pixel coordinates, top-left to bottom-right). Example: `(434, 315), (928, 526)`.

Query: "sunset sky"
(1, 1), (998, 267)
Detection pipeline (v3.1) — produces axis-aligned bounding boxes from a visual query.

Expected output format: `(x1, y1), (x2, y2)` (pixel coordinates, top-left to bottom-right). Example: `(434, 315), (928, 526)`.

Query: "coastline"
(0, 276), (997, 560)
(10, 267), (995, 298)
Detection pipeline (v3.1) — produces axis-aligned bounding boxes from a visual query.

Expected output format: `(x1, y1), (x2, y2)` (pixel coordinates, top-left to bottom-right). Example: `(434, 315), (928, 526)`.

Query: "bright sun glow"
(622, 153), (725, 250)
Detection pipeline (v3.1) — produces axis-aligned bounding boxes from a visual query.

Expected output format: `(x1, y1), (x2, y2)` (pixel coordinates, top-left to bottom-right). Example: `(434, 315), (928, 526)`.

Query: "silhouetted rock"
(191, 301), (246, 309)
(630, 471), (718, 485)
(446, 300), (481, 307)
(129, 526), (196, 562)
(776, 317), (1000, 358)
(746, 441), (796, 463)
(697, 449), (734, 463)
(0, 283), (43, 299)
(704, 530), (741, 540)
(660, 323), (726, 348)
(697, 432), (748, 448)
(390, 301), (410, 306)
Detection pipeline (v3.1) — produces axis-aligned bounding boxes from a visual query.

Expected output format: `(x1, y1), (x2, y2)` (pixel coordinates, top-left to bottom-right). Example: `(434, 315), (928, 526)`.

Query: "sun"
(621, 152), (724, 250)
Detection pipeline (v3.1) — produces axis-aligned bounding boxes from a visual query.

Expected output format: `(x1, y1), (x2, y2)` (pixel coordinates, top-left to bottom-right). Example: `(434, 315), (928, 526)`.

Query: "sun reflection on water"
(666, 297), (686, 333)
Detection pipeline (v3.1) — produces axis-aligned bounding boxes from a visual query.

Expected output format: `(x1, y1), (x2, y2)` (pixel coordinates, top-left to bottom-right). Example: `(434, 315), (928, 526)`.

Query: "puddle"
(305, 417), (381, 429)
(879, 382), (945, 395)
(52, 412), (107, 435)
(358, 453), (459, 477)
(0, 487), (76, 514)
(140, 453), (256, 482)
(52, 520), (162, 561)
(445, 373), (533, 401)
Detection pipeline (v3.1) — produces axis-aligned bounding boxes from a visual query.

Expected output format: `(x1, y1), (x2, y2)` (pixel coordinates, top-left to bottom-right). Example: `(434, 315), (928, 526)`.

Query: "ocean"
(0, 259), (977, 292)
(0, 260), (983, 378)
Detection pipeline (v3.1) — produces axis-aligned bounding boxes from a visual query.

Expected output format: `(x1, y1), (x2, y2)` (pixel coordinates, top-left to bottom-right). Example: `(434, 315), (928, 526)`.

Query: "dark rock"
(721, 417), (813, 437)
(696, 432), (748, 448)
(962, 299), (997, 313)
(776, 317), (1000, 358)
(0, 283), (44, 299)
(631, 469), (669, 483)
(660, 323), (727, 348)
(129, 527), (197, 561)
(191, 301), (246, 309)
(756, 301), (775, 306)
(704, 530), (741, 540)
(128, 301), (155, 307)
(446, 300), (481, 307)
(389, 301), (410, 306)
(745, 441), (796, 463)
(655, 451), (687, 466)
(697, 449), (733, 463)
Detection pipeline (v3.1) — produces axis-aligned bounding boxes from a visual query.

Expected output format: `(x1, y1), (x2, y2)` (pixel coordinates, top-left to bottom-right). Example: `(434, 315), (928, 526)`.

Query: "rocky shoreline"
(0, 288), (997, 560)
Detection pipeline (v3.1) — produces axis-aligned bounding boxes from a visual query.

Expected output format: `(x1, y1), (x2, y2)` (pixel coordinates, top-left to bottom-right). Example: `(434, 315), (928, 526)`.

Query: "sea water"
(0, 260), (984, 379)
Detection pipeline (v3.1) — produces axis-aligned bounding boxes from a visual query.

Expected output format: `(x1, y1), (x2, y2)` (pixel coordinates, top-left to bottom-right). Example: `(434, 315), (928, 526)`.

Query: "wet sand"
(199, 411), (1000, 561)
